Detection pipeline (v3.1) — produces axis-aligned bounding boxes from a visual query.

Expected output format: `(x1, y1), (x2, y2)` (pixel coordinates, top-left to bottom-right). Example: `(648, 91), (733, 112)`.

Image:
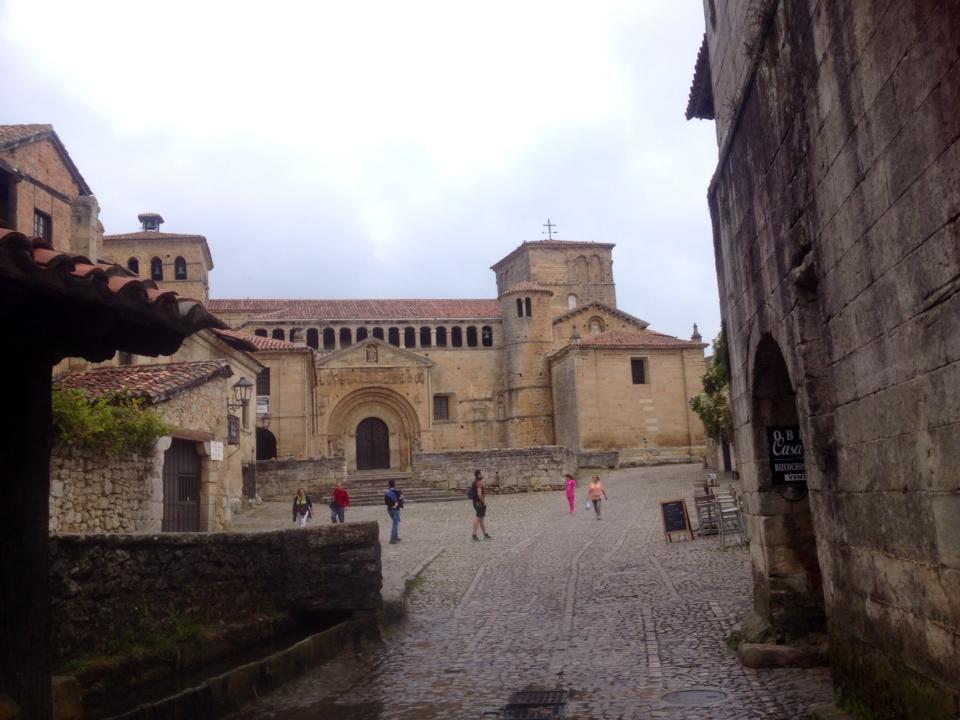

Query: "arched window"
(589, 254), (602, 281)
(575, 255), (588, 280)
(567, 294), (577, 309)
(404, 327), (416, 348)
(272, 328), (285, 340)
(356, 327), (369, 341)
(516, 298), (524, 317)
(254, 328), (268, 337)
(388, 327), (400, 346)
(339, 328), (352, 348)
(481, 326), (493, 347)
(127, 257), (139, 275)
(451, 326), (463, 347)
(174, 256), (187, 280)
(323, 328), (336, 350)
(289, 328), (302, 343)
(306, 328), (319, 349)
(589, 318), (604, 336)
(524, 297), (532, 317)
(436, 327), (448, 347)
(420, 326), (432, 347)
(150, 257), (163, 281)
(466, 326), (478, 347)
(373, 327), (385, 340)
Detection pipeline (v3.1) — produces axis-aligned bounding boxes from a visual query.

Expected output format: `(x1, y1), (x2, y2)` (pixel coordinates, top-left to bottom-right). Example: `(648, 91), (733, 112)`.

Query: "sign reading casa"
(766, 425), (805, 485)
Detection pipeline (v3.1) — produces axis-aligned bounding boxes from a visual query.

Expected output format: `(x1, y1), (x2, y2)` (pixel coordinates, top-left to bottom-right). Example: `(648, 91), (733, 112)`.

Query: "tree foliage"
(52, 387), (173, 455)
(690, 330), (733, 441)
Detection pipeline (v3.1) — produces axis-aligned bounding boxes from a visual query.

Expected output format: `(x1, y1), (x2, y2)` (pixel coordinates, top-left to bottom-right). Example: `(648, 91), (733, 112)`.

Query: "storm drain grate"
(661, 688), (728, 705)
(502, 690), (567, 719)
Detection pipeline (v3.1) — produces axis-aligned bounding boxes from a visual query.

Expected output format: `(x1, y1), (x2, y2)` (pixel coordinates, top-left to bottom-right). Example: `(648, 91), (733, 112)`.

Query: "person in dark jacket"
(292, 487), (313, 528)
(384, 479), (403, 543)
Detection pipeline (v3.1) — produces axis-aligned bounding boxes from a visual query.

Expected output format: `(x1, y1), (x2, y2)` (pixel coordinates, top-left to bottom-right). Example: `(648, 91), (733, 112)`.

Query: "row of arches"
(127, 256), (188, 281)
(255, 324), (495, 351)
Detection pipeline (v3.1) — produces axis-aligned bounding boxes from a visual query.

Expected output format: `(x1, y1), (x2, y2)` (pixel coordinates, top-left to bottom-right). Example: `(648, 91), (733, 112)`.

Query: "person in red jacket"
(330, 480), (350, 523)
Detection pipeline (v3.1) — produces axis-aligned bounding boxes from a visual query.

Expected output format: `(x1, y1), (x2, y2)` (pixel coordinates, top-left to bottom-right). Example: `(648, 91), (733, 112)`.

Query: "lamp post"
(227, 377), (254, 415)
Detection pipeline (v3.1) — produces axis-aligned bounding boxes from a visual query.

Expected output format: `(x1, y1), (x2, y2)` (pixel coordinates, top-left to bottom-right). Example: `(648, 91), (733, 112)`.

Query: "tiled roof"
(499, 281), (553, 296)
(491, 240), (616, 271)
(212, 327), (300, 351)
(207, 299), (503, 321)
(0, 230), (223, 360)
(0, 124), (92, 195)
(686, 35), (714, 121)
(577, 330), (706, 349)
(552, 301), (649, 330)
(55, 360), (233, 404)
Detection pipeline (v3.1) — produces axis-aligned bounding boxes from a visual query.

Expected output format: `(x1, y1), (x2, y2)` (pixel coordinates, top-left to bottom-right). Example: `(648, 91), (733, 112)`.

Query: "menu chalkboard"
(660, 499), (693, 542)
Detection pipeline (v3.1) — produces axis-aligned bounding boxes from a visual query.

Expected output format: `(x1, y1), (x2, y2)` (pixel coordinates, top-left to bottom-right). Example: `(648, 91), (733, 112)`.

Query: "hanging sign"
(209, 440), (224, 461)
(227, 415), (240, 445)
(767, 425), (805, 485)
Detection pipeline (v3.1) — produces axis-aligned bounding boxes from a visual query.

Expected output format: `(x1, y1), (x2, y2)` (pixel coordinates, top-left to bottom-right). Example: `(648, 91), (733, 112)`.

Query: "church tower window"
(388, 327), (400, 346)
(451, 326), (463, 347)
(436, 327), (448, 347)
(466, 326), (478, 347)
(524, 297), (532, 317)
(323, 328), (336, 350)
(127, 257), (139, 275)
(516, 298), (524, 317)
(482, 326), (493, 347)
(150, 257), (163, 281)
(174, 256), (187, 280)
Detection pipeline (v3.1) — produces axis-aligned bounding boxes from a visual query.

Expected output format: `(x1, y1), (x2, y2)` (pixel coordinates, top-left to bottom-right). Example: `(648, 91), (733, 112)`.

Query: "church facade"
(205, 240), (708, 471)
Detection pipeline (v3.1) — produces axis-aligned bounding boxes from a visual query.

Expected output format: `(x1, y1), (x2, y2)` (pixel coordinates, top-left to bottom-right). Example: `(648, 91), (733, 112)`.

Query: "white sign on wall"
(209, 441), (224, 461)
(257, 395), (271, 415)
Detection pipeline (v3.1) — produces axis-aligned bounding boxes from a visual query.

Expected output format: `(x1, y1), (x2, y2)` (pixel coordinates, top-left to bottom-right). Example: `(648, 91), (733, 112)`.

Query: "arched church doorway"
(751, 334), (824, 638)
(256, 427), (277, 460)
(356, 417), (390, 470)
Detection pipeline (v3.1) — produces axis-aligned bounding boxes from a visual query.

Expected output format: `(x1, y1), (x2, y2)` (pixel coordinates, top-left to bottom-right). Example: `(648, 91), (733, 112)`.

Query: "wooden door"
(356, 417), (390, 470)
(162, 439), (201, 532)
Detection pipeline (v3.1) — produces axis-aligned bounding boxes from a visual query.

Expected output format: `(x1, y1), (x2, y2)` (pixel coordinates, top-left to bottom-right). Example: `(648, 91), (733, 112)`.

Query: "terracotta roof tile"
(211, 327), (301, 351)
(207, 298), (502, 321)
(0, 231), (223, 359)
(577, 329), (705, 349)
(55, 360), (233, 404)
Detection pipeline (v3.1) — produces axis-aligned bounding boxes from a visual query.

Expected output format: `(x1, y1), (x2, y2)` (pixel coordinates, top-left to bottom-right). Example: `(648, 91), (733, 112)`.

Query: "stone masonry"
(691, 0), (960, 716)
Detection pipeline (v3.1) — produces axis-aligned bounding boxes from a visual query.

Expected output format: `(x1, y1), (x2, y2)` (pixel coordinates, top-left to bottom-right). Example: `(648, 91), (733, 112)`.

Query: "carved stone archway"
(327, 387), (421, 472)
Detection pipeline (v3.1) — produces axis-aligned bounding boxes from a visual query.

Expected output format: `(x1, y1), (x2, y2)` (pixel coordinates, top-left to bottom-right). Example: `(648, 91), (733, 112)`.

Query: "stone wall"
(255, 456), (347, 499)
(49, 523), (381, 663)
(49, 443), (163, 534)
(702, 0), (960, 716)
(412, 446), (576, 492)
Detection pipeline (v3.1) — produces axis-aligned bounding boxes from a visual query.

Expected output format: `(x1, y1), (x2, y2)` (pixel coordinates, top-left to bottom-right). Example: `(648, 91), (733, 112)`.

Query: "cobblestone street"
(227, 465), (833, 719)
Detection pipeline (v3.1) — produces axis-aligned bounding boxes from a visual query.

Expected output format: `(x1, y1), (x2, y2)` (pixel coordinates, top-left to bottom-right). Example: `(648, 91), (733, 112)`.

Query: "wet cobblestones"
(227, 465), (833, 719)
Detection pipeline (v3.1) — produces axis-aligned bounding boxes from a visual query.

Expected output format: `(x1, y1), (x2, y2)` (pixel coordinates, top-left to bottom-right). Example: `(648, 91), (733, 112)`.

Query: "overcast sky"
(0, 0), (718, 343)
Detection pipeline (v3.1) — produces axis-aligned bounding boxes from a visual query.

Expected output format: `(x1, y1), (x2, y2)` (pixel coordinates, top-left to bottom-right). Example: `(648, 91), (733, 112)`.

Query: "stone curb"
(382, 547), (445, 626)
(100, 618), (377, 720)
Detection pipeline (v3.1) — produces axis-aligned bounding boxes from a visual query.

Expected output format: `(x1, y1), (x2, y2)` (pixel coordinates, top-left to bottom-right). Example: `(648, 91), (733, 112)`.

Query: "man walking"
(468, 469), (492, 541)
(384, 479), (404, 544)
(330, 480), (350, 523)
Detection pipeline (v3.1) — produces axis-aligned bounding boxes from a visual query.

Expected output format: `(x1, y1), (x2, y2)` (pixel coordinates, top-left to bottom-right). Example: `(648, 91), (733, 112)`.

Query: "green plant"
(725, 633), (741, 652)
(52, 387), (173, 456)
(834, 687), (877, 720)
(405, 574), (426, 593)
(690, 330), (733, 442)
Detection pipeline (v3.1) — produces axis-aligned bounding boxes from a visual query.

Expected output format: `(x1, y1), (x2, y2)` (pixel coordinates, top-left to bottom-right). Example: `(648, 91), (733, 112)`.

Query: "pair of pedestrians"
(292, 481), (352, 527)
(564, 473), (608, 519)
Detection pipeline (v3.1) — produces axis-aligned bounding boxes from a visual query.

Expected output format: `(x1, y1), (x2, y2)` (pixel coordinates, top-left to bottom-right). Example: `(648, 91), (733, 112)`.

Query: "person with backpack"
(468, 469), (491, 542)
(384, 479), (404, 544)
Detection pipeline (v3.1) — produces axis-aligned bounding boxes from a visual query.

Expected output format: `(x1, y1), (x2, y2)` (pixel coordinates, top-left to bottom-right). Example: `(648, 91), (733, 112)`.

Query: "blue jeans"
(331, 506), (345, 523)
(387, 507), (400, 541)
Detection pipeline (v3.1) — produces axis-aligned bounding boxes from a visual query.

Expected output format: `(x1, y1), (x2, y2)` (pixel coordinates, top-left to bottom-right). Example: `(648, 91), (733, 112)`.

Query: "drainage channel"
(501, 689), (568, 719)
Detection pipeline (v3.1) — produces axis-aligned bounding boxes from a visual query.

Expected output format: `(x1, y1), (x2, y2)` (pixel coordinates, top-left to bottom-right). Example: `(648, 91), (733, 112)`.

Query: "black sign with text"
(227, 414), (240, 445)
(767, 425), (805, 485)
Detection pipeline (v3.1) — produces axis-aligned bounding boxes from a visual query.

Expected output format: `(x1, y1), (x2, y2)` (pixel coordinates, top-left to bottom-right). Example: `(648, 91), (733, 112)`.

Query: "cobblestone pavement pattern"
(227, 465), (833, 719)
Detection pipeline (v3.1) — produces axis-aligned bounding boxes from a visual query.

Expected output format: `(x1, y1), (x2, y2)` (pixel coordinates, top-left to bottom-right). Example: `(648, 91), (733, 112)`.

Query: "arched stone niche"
(327, 387), (421, 472)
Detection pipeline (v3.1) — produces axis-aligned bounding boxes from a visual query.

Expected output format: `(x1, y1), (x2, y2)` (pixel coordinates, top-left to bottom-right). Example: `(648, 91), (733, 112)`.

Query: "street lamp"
(227, 377), (254, 414)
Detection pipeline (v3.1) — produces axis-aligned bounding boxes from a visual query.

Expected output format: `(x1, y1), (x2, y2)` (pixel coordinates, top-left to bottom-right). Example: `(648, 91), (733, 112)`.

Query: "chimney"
(138, 212), (164, 232)
(691, 323), (702, 343)
(70, 195), (101, 261)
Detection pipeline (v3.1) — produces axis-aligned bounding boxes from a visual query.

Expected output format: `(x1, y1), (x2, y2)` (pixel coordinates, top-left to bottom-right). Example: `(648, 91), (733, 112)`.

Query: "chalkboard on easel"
(660, 499), (693, 542)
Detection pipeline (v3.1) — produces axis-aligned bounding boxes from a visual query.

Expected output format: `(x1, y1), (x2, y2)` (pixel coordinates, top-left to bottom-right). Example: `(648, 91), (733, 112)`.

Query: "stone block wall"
(48, 523), (381, 663)
(49, 443), (163, 534)
(412, 446), (576, 492)
(702, 0), (960, 715)
(255, 456), (347, 499)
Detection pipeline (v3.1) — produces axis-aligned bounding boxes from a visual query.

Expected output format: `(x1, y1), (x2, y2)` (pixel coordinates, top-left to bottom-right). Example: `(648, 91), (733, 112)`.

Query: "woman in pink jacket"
(564, 473), (577, 513)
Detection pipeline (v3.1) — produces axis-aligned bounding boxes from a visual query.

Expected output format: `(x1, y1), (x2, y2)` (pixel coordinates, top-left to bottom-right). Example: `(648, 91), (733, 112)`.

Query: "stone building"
(207, 239), (708, 473)
(687, 1), (959, 717)
(0, 124), (101, 259)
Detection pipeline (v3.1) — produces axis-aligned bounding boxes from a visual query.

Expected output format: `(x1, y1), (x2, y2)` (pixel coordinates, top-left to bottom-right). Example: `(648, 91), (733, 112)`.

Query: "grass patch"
(725, 633), (741, 652)
(405, 574), (427, 593)
(834, 688), (877, 720)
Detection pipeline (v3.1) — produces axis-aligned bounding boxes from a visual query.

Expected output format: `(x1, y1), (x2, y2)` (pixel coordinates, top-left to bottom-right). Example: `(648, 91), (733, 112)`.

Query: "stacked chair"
(694, 477), (747, 547)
